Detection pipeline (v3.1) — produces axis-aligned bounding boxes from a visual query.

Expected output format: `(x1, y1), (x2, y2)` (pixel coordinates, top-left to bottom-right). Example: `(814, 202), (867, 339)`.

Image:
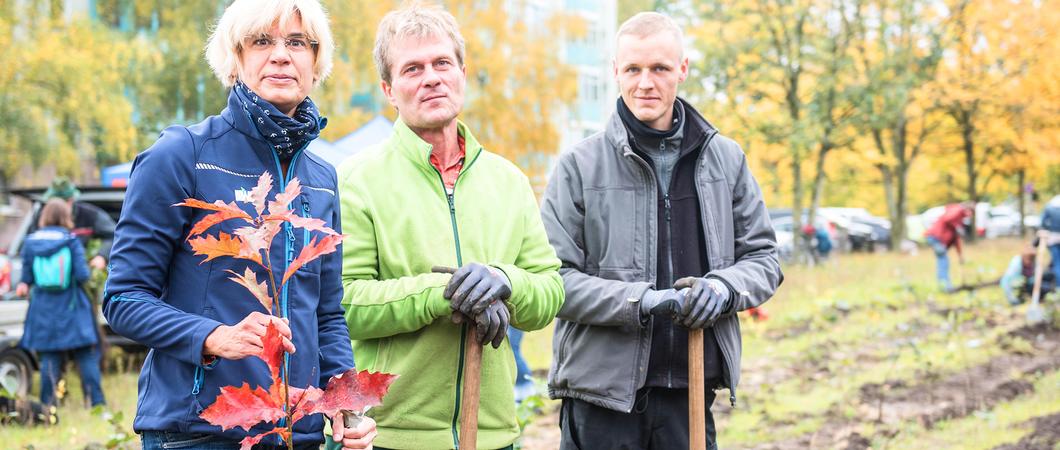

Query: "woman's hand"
(202, 311), (295, 360)
(331, 412), (377, 450)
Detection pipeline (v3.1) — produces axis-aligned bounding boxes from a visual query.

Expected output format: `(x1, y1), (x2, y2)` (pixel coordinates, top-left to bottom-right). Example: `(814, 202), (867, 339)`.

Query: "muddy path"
(746, 323), (1060, 449)
(518, 323), (1060, 449)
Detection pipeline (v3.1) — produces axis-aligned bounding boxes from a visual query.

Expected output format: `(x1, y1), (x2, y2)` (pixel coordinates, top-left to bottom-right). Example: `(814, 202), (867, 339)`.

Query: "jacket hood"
(24, 227), (76, 256)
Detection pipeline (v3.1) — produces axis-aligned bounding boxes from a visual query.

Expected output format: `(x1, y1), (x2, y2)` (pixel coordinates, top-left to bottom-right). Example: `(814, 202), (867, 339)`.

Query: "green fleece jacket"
(337, 118), (564, 449)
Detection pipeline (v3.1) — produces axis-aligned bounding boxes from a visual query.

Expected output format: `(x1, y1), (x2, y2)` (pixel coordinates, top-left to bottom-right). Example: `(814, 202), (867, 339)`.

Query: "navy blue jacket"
(20, 226), (97, 352)
(103, 90), (355, 445)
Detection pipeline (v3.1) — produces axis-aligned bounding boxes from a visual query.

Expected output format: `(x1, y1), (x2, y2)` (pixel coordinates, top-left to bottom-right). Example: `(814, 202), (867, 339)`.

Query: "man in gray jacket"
(541, 12), (782, 449)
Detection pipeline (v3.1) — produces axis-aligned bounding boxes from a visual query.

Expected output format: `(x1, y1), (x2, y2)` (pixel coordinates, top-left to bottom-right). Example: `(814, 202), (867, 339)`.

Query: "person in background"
(924, 201), (974, 292)
(1039, 194), (1060, 285)
(41, 178), (115, 270)
(102, 1), (375, 448)
(509, 328), (535, 403)
(1000, 238), (1056, 305)
(15, 199), (105, 408)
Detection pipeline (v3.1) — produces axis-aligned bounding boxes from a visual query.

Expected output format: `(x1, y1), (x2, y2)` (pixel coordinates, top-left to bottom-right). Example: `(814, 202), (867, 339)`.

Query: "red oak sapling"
(175, 172), (396, 450)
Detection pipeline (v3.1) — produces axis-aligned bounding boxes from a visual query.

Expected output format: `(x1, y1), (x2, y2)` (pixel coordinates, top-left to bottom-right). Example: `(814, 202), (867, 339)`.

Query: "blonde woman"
(103, 1), (374, 448)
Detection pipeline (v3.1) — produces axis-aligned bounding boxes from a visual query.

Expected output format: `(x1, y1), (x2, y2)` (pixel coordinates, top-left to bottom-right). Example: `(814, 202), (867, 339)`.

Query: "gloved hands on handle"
(440, 263), (513, 349)
(640, 288), (689, 319)
(673, 277), (731, 329)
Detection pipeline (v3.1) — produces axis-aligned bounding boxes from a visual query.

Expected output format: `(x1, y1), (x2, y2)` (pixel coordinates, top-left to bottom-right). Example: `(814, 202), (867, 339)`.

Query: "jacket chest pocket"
(584, 187), (642, 270)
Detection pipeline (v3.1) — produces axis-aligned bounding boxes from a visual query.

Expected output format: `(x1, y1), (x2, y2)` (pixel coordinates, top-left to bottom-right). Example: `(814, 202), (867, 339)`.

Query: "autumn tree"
(688, 0), (861, 256)
(0, 0), (142, 196)
(933, 0), (1060, 238)
(846, 0), (948, 248)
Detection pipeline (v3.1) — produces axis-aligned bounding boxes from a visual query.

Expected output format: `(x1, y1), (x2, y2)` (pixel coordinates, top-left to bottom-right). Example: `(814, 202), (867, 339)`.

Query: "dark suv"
(0, 186), (137, 397)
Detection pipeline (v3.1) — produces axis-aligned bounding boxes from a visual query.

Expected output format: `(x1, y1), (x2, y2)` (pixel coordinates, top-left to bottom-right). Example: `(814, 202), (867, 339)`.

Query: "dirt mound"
(757, 324), (1060, 449)
(991, 412), (1060, 450)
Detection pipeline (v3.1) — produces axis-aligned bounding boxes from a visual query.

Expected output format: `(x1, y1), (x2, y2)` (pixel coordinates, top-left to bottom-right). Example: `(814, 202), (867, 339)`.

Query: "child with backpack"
(14, 198), (105, 407)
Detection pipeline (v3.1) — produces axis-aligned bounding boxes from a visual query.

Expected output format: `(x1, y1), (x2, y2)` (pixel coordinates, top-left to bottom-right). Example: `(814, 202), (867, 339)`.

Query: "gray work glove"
(640, 288), (689, 319)
(444, 263), (512, 317)
(474, 301), (511, 348)
(675, 277), (731, 329)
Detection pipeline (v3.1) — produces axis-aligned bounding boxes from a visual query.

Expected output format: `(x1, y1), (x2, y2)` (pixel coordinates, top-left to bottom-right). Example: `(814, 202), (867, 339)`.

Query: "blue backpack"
(32, 246), (72, 291)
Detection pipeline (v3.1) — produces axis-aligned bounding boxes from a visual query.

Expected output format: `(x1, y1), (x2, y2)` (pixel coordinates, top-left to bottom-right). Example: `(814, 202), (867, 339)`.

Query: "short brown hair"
(617, 12), (684, 55)
(38, 198), (74, 229)
(373, 2), (466, 84)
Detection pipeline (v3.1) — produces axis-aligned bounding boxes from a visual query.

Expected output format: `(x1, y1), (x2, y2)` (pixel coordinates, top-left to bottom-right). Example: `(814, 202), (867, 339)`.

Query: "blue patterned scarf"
(233, 81), (327, 162)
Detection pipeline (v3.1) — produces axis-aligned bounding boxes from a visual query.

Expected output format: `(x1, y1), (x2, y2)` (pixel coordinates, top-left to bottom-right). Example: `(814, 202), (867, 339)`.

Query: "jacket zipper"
(664, 193), (674, 388)
(624, 147), (657, 397)
(687, 132), (739, 408)
(270, 143), (306, 430)
(428, 147), (480, 449)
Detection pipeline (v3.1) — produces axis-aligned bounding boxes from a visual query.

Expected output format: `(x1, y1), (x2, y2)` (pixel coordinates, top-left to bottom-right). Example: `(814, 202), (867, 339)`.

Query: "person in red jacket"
(925, 201), (974, 291)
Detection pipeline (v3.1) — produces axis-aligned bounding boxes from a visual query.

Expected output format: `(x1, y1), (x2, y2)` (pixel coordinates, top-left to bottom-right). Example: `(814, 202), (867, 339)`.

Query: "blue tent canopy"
(101, 161), (133, 187)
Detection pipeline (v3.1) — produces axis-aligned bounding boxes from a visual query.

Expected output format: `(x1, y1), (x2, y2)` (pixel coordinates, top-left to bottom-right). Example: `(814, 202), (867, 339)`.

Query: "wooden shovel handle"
(689, 328), (707, 450)
(1031, 231), (1048, 305)
(433, 265), (481, 448)
(460, 328), (482, 449)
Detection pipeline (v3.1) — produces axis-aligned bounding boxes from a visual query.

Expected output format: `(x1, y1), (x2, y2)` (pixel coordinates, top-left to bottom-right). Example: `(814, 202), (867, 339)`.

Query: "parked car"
(818, 207), (890, 252)
(0, 186), (135, 397)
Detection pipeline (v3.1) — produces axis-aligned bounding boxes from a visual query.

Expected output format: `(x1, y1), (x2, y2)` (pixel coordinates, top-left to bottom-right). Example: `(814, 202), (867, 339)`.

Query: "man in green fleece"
(335, 4), (564, 449)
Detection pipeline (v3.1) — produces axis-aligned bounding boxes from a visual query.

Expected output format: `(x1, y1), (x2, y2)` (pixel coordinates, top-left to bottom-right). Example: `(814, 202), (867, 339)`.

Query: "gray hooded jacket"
(541, 99), (783, 412)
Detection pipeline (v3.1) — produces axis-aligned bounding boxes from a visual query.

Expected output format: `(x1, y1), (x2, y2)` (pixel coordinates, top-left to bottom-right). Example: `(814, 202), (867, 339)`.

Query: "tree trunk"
(809, 142), (831, 228)
(0, 171), (8, 205)
(791, 151), (805, 262)
(958, 108), (978, 242)
(1017, 169), (1026, 237)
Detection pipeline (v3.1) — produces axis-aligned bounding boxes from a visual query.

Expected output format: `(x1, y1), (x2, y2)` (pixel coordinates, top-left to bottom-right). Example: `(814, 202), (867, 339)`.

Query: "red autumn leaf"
(239, 428), (288, 450)
(248, 172), (274, 216)
(188, 232), (261, 265)
(226, 268), (273, 314)
(270, 383), (324, 424)
(199, 382), (284, 432)
(258, 322), (285, 381)
(188, 209), (255, 239)
(175, 198), (253, 216)
(287, 215), (339, 236)
(281, 234), (344, 285)
(268, 178), (302, 215)
(234, 221), (283, 258)
(303, 369), (398, 418)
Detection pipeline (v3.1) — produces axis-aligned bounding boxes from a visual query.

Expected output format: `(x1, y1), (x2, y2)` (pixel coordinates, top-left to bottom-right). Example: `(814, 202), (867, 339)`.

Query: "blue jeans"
(39, 346), (105, 407)
(507, 328), (531, 386)
(142, 431), (319, 450)
(926, 237), (951, 290)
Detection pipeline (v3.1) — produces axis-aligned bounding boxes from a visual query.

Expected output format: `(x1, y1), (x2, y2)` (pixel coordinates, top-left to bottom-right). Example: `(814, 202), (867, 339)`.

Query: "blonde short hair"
(617, 12), (684, 55)
(373, 3), (465, 84)
(205, 0), (335, 88)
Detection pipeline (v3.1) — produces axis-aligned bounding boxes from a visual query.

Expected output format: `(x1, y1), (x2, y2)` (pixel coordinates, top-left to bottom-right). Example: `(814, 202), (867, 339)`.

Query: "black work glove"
(675, 277), (731, 329)
(443, 263), (512, 317)
(639, 288), (689, 319)
(474, 300), (511, 348)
